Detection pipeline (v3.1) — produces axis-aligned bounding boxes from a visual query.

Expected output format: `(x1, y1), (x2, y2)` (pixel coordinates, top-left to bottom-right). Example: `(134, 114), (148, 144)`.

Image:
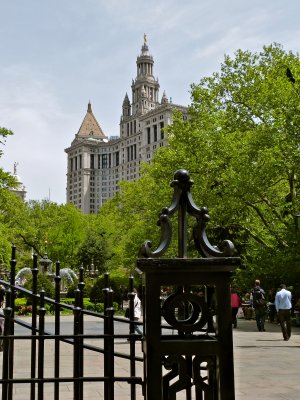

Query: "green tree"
(12, 200), (87, 268)
(76, 216), (109, 274)
(99, 167), (175, 274)
(0, 126), (20, 265)
(101, 44), (300, 291)
(156, 43), (300, 289)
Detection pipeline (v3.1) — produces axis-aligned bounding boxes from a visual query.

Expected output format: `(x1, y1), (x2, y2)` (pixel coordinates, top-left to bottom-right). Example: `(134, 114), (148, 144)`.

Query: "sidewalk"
(1, 317), (300, 399)
(234, 318), (300, 400)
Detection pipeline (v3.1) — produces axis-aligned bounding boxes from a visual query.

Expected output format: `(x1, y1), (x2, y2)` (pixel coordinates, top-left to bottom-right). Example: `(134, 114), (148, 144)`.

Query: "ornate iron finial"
(144, 33), (147, 46)
(139, 169), (235, 258)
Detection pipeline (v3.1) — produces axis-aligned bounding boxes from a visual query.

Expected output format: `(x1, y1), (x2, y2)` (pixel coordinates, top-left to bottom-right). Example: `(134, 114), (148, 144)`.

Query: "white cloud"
(0, 0), (300, 203)
(0, 65), (77, 203)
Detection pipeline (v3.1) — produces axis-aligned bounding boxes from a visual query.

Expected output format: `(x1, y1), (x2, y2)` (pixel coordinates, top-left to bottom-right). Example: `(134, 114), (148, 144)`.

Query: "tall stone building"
(65, 37), (187, 214)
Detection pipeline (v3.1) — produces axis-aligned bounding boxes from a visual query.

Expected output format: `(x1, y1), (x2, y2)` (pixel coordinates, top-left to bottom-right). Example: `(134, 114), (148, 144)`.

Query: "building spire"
(77, 103), (107, 139)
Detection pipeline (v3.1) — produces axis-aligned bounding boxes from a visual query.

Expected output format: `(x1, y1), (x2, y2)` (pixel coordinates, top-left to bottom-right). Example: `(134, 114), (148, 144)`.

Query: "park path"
(1, 316), (300, 399)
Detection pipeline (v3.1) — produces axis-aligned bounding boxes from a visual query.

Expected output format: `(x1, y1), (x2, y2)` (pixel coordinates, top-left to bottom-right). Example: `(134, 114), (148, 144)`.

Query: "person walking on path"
(267, 288), (277, 323)
(231, 287), (242, 328)
(133, 289), (142, 334)
(126, 288), (143, 335)
(251, 279), (266, 332)
(275, 284), (292, 341)
(0, 285), (5, 308)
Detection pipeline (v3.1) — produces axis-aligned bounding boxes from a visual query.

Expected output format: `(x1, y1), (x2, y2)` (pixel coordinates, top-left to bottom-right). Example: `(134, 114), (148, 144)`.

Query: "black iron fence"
(1, 169), (239, 400)
(0, 246), (143, 400)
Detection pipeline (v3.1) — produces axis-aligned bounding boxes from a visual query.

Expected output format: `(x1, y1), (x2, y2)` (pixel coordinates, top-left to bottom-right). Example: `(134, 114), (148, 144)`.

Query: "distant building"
(65, 37), (187, 214)
(9, 162), (26, 201)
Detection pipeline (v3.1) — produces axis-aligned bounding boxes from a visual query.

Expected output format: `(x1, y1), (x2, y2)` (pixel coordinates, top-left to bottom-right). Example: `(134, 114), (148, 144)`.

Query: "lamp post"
(39, 242), (53, 277)
(85, 258), (99, 284)
(39, 252), (53, 275)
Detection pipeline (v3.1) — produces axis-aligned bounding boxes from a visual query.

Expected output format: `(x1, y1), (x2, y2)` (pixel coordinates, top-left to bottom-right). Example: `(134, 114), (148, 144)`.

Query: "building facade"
(65, 37), (187, 214)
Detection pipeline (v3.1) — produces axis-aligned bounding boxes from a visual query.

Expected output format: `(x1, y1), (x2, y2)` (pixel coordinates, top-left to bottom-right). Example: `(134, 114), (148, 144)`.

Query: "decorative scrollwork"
(162, 292), (209, 333)
(138, 212), (172, 258)
(139, 169), (235, 259)
(162, 355), (189, 400)
(193, 355), (216, 394)
(162, 355), (216, 399)
(193, 207), (235, 257)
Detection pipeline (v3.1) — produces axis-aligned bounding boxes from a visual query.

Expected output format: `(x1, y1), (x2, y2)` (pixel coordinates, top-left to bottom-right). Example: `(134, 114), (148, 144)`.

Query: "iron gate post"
(136, 169), (240, 400)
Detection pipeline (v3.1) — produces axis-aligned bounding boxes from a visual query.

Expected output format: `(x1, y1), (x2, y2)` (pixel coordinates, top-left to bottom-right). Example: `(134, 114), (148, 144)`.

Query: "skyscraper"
(65, 37), (187, 214)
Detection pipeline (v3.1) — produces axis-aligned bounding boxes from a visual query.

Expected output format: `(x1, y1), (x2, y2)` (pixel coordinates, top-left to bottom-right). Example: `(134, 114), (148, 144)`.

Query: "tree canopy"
(2, 44), (300, 294)
(101, 43), (300, 292)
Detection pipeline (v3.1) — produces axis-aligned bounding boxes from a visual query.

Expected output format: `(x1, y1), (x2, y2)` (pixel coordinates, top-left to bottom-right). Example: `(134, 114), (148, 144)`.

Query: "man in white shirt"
(275, 284), (292, 341)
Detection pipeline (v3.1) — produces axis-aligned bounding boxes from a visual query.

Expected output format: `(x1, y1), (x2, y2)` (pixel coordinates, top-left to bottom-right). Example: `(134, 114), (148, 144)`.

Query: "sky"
(0, 0), (299, 204)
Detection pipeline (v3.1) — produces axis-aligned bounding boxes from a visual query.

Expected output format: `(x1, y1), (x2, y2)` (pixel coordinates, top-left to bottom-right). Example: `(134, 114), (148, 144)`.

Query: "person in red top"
(231, 287), (242, 328)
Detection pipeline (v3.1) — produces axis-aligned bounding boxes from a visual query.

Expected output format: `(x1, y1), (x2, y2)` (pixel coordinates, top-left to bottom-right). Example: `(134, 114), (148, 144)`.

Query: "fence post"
(102, 272), (110, 400)
(31, 253), (39, 400)
(1, 305), (12, 400)
(8, 244), (17, 400)
(38, 290), (46, 400)
(73, 288), (82, 400)
(127, 275), (138, 400)
(105, 288), (115, 400)
(54, 261), (61, 400)
(78, 266), (85, 397)
(137, 169), (240, 400)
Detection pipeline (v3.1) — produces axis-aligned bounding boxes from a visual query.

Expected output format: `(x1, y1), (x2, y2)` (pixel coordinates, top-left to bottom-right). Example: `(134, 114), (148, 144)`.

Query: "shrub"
(24, 274), (55, 304)
(89, 276), (124, 308)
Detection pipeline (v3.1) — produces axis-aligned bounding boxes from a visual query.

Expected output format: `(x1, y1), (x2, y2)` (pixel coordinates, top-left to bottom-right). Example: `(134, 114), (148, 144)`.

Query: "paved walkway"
(234, 319), (300, 400)
(1, 316), (300, 399)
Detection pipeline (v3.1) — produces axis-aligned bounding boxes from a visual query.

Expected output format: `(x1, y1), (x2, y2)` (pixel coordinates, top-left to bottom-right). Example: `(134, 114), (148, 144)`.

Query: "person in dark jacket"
(251, 279), (266, 332)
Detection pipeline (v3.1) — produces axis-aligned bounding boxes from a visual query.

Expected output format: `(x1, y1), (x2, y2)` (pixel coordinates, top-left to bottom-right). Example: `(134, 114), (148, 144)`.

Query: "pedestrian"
(275, 284), (292, 341)
(0, 313), (3, 352)
(251, 279), (266, 332)
(0, 285), (5, 308)
(231, 287), (242, 328)
(127, 288), (143, 335)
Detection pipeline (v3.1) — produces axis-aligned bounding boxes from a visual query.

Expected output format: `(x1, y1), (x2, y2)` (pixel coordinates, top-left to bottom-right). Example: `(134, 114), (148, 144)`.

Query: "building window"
(90, 154), (94, 169)
(102, 154), (108, 169)
(160, 122), (164, 139)
(147, 127), (151, 144)
(153, 124), (157, 142)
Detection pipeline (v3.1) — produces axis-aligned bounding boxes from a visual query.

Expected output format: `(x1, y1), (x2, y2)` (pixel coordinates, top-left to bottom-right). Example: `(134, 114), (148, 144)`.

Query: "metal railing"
(0, 246), (144, 400)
